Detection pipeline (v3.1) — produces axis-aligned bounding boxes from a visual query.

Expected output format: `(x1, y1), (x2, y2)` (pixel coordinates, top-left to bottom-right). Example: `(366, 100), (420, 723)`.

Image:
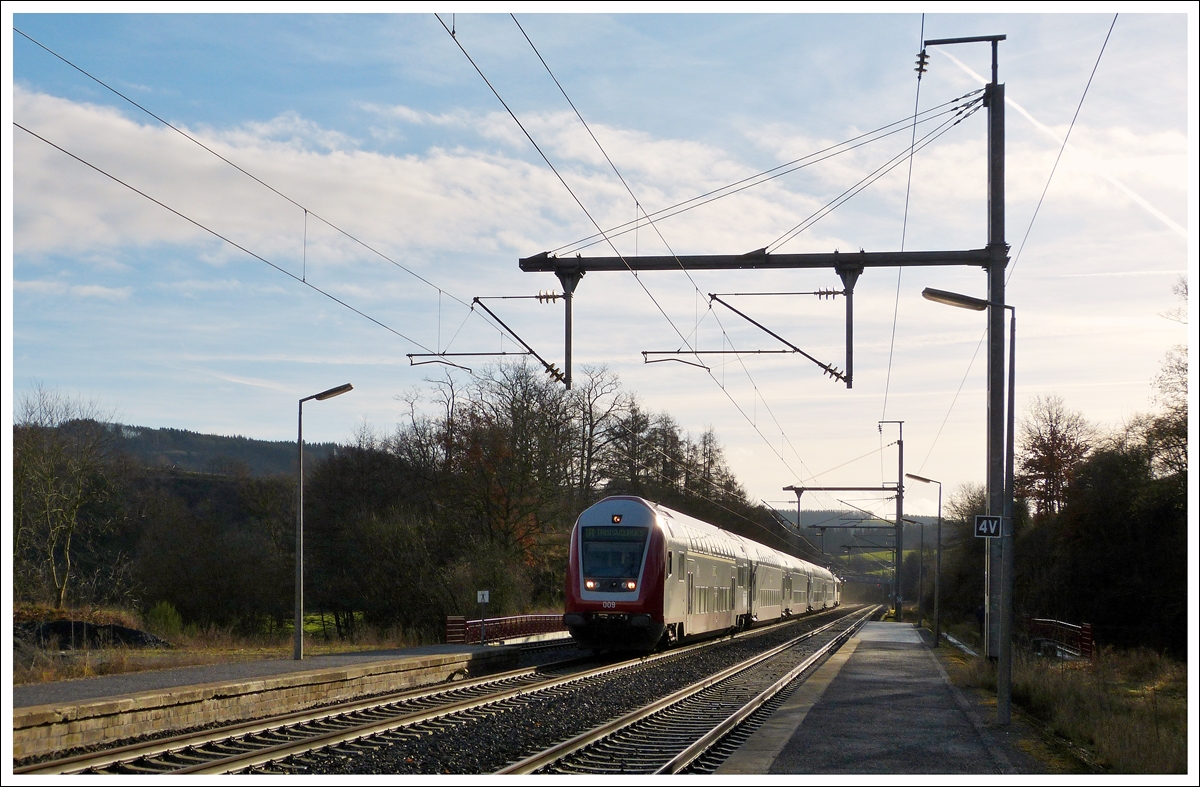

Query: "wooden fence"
(444, 614), (566, 645)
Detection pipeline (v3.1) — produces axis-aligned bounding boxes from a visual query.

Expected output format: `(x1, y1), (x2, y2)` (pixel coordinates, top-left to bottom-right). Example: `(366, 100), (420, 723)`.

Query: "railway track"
(16, 647), (594, 775)
(17, 610), (855, 775)
(503, 605), (876, 774)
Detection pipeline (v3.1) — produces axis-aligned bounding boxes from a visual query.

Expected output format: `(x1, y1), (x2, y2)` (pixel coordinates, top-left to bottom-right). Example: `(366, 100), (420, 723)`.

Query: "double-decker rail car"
(563, 496), (840, 652)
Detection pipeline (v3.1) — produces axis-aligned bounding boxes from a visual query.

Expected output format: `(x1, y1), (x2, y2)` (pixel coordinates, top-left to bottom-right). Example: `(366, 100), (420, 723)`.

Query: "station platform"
(719, 621), (1028, 775)
(13, 641), (527, 760)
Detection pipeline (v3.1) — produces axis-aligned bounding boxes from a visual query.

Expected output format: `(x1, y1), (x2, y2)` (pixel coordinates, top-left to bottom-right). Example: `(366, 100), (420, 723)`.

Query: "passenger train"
(563, 496), (841, 652)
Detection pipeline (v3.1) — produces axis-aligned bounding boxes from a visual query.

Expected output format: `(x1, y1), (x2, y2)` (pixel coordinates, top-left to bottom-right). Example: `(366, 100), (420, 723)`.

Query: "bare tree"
(567, 365), (628, 501)
(1017, 394), (1094, 518)
(13, 385), (121, 608)
(1148, 278), (1188, 477)
(1159, 275), (1187, 325)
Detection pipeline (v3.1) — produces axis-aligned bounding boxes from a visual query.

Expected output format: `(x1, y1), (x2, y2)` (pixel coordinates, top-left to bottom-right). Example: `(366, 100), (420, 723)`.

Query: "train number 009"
(602, 601), (616, 609)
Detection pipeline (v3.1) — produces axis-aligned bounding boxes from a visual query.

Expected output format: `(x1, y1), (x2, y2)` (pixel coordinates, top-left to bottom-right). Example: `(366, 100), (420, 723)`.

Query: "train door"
(685, 558), (697, 634)
(729, 568), (737, 629)
(748, 567), (757, 622)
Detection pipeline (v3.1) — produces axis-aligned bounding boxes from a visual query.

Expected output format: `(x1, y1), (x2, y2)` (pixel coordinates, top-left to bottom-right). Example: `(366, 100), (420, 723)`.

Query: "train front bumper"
(563, 612), (663, 651)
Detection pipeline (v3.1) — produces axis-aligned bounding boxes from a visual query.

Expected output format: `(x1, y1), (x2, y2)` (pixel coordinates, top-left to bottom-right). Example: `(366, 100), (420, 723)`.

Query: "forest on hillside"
(113, 424), (340, 476)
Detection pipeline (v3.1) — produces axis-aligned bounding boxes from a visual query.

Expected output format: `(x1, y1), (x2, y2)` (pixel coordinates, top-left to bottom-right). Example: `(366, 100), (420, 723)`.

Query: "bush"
(144, 601), (183, 638)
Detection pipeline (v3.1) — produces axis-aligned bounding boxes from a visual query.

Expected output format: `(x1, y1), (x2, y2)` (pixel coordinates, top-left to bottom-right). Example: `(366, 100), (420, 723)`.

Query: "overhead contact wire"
(511, 15), (823, 492)
(435, 14), (696, 360)
(551, 90), (983, 257)
(767, 97), (982, 252)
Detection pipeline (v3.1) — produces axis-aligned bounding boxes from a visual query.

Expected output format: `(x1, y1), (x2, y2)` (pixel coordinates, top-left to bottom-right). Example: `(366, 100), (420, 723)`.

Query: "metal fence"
(1023, 616), (1094, 659)
(444, 614), (566, 645)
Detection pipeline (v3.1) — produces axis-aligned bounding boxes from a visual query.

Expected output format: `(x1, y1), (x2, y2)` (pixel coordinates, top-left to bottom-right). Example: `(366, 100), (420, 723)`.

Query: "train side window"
(667, 551), (673, 577)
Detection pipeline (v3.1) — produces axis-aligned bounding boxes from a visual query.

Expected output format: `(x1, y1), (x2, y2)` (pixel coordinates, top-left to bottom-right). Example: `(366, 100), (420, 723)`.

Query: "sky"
(4, 5), (1196, 524)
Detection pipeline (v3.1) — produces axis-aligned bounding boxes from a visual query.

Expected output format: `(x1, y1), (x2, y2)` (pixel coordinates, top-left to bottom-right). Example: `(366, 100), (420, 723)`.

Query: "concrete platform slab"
(719, 621), (1014, 775)
(13, 644), (520, 760)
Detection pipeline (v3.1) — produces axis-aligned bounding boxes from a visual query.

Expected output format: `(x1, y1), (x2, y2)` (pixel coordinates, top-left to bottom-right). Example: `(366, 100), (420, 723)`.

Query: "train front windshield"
(581, 526), (649, 577)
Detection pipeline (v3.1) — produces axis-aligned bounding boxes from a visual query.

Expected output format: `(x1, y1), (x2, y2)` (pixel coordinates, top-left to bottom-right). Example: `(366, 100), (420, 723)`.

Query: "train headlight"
(585, 579), (597, 590)
(624, 581), (637, 591)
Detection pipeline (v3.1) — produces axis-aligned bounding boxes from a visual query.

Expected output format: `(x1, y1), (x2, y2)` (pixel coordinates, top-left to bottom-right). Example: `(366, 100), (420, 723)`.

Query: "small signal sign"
(975, 515), (1002, 538)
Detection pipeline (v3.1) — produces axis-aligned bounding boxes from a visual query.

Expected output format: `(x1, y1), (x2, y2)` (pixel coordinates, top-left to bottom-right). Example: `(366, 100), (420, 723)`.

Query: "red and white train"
(563, 496), (840, 651)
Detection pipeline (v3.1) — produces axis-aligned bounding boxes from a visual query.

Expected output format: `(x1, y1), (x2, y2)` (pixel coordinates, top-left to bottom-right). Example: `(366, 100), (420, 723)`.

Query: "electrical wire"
(1006, 14), (1117, 285)
(916, 15), (1118, 474)
(766, 98), (982, 252)
(550, 90), (983, 257)
(509, 16), (862, 492)
(12, 26), (516, 347)
(607, 422), (829, 563)
(811, 441), (898, 480)
(435, 13), (695, 363)
(881, 14), (926, 426)
(15, 121), (434, 353)
(508, 18), (983, 511)
(453, 15), (825, 501)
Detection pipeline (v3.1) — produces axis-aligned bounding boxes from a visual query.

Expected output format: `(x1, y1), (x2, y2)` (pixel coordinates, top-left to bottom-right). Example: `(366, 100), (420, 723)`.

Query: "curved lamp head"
(905, 472), (938, 485)
(922, 287), (988, 311)
(314, 383), (354, 401)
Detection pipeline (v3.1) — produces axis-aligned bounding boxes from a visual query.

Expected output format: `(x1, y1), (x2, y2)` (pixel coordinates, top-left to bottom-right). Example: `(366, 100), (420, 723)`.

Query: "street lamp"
(296, 383), (353, 661)
(922, 286), (1016, 724)
(906, 473), (942, 648)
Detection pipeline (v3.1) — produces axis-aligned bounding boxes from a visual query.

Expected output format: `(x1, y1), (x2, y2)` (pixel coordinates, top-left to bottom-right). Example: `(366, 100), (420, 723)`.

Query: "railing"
(444, 614), (566, 645)
(1024, 616), (1094, 659)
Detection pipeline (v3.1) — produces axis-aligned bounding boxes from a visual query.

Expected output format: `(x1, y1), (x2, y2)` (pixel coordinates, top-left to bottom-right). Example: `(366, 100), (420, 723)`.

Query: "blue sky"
(4, 7), (1195, 520)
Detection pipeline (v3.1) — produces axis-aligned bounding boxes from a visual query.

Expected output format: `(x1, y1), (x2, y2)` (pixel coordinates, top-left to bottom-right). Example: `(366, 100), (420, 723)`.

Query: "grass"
(945, 640), (1187, 774)
(13, 604), (442, 686)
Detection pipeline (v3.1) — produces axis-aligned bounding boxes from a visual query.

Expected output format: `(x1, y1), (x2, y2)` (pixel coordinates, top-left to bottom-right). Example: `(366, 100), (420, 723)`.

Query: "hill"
(112, 424), (340, 477)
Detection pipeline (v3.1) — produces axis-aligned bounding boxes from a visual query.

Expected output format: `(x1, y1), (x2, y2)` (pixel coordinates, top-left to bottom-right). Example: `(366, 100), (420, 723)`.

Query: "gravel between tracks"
(296, 615), (852, 775)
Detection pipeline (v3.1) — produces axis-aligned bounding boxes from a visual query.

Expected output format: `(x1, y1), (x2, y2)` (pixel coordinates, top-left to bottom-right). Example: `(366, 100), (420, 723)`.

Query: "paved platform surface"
(719, 621), (1023, 774)
(13, 643), (507, 710)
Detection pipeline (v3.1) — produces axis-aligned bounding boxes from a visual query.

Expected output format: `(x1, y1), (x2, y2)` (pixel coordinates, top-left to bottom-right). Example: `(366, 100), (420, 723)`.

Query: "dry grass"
(14, 603), (142, 628)
(947, 645), (1187, 773)
(13, 604), (441, 686)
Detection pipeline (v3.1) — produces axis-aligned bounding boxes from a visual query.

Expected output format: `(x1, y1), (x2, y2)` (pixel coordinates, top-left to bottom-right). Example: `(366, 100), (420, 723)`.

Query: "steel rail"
(204, 614), (842, 775)
(658, 605), (876, 773)
(22, 613), (835, 775)
(496, 608), (868, 774)
(16, 646), (592, 775)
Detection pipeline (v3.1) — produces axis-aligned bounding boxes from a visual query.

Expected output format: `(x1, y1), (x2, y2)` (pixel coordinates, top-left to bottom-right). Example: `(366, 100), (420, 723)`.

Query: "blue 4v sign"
(975, 515), (1002, 538)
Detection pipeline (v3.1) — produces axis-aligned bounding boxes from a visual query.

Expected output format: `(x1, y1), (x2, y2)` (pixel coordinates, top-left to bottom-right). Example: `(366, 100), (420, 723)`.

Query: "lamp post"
(296, 383), (353, 661)
(902, 516), (925, 628)
(922, 286), (1016, 724)
(906, 473), (942, 647)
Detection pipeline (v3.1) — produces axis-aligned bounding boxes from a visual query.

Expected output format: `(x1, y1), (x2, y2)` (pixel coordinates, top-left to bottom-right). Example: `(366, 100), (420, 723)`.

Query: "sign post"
(477, 590), (490, 646)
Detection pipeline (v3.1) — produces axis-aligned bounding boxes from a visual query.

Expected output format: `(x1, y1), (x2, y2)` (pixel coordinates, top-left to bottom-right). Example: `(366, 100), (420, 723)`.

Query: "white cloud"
(14, 279), (67, 295)
(361, 103), (474, 127)
(14, 279), (130, 300)
(70, 284), (132, 300)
